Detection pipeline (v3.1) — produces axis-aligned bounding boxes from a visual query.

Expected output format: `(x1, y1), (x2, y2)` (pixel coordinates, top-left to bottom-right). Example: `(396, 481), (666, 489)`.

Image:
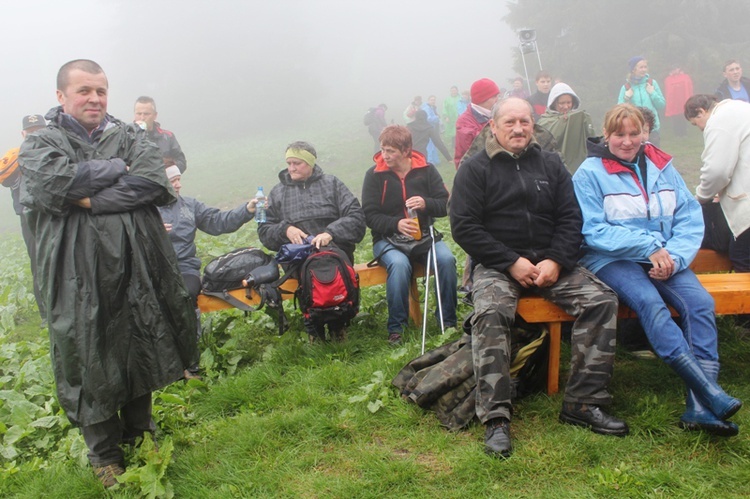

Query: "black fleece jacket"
(450, 142), (582, 272)
(362, 151), (449, 243)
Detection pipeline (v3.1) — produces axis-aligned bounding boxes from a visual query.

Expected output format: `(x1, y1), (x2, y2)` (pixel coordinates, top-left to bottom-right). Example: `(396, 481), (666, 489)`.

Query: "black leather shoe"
(484, 418), (512, 458)
(559, 403), (629, 437)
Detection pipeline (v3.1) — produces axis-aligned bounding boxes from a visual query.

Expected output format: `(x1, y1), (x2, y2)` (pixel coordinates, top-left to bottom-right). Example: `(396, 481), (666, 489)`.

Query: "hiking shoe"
(331, 327), (348, 342)
(388, 333), (402, 345)
(559, 403), (629, 437)
(94, 463), (125, 488)
(183, 365), (201, 380)
(484, 418), (512, 458)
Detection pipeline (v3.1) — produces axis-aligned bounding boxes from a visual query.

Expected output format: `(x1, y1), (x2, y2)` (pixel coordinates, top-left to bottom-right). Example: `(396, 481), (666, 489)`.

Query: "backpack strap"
(201, 288), (266, 312)
(367, 244), (395, 267)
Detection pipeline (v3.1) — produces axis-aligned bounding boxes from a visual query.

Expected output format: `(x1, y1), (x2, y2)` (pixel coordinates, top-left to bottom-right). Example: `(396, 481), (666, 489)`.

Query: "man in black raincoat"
(19, 59), (197, 487)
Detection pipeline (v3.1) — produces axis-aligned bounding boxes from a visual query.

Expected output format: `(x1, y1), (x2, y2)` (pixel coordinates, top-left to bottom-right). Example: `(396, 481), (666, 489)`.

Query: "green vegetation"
(2, 128), (749, 498)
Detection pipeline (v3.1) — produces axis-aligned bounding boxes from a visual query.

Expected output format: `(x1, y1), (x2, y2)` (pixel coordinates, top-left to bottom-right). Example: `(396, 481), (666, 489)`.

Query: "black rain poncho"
(19, 107), (198, 427)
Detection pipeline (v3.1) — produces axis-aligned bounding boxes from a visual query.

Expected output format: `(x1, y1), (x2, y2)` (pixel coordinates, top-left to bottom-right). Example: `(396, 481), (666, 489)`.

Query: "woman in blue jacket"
(573, 104), (742, 436)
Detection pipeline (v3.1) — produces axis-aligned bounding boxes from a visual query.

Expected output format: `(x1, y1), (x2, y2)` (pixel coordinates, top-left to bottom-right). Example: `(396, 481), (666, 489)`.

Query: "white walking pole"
(421, 245), (432, 355)
(429, 225), (445, 336)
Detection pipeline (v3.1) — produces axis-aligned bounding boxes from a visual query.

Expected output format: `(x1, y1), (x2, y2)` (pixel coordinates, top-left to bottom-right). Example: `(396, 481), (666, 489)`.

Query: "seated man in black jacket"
(450, 97), (627, 459)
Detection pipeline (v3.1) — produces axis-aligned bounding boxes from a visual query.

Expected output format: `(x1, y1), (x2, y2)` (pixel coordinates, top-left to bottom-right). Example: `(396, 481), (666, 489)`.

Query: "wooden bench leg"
(408, 276), (422, 327)
(546, 321), (561, 395)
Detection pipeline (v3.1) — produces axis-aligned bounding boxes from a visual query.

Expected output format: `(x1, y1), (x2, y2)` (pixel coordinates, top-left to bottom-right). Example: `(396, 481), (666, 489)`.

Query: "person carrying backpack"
(618, 56), (666, 146)
(365, 104), (388, 153)
(1, 114), (47, 318)
(258, 141), (366, 342)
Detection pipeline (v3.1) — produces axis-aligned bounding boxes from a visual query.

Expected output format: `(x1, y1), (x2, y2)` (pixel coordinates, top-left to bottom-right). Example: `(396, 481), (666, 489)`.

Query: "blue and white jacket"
(572, 139), (703, 274)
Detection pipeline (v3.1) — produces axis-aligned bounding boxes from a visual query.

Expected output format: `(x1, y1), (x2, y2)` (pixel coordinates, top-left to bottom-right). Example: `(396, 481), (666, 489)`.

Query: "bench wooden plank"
(524, 272), (750, 395)
(197, 262), (427, 322)
(196, 247), (740, 397)
(689, 250), (732, 273)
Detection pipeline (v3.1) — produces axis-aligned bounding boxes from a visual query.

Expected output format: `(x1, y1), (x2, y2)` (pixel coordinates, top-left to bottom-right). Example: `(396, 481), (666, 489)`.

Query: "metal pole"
(429, 226), (445, 336)
(421, 247), (432, 355)
(535, 41), (543, 71)
(520, 45), (531, 95)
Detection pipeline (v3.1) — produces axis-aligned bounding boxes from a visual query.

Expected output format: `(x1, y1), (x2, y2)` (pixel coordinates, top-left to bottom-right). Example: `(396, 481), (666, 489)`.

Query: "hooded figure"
(537, 82), (595, 173)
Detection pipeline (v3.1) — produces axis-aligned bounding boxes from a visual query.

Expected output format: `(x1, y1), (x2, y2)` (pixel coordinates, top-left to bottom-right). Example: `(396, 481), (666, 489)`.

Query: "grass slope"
(3, 123), (750, 498)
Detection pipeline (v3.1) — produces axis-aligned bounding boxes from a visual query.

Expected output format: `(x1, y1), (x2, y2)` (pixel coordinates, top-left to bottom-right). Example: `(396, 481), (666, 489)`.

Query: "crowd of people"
(3, 55), (749, 486)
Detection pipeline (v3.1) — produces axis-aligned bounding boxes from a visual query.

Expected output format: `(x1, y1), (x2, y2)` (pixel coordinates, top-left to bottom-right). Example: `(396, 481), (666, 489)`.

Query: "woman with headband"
(258, 141), (366, 342)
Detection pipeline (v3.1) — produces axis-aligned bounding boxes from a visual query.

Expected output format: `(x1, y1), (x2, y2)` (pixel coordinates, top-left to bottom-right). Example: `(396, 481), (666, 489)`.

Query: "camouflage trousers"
(471, 264), (618, 423)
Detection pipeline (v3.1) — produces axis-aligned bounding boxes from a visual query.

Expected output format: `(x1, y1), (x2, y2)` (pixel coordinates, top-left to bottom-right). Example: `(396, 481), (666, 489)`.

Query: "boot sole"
(484, 446), (512, 459)
(559, 413), (629, 437)
(679, 420), (739, 437)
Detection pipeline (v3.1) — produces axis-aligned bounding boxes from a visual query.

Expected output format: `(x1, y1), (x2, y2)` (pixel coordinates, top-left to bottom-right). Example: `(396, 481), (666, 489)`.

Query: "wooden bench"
(198, 249), (745, 397)
(198, 262), (427, 325)
(516, 249), (747, 395)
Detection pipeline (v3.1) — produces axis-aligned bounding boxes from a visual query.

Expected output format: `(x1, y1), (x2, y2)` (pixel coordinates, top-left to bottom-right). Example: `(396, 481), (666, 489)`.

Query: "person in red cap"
(453, 78), (500, 168)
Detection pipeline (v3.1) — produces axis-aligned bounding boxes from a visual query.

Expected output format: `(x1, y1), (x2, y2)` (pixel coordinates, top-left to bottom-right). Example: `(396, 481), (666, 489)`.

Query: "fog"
(0, 0), (518, 231)
(1, 0), (517, 141)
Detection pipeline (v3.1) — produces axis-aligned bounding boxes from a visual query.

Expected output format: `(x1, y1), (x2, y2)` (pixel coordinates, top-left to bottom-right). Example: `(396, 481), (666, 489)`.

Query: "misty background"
(3, 1), (750, 234)
(0, 0), (519, 231)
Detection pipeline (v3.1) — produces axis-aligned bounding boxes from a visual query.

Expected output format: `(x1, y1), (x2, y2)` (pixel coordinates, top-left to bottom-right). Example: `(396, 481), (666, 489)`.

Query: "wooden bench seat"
(198, 262), (427, 324)
(517, 250), (740, 395)
(197, 249), (742, 397)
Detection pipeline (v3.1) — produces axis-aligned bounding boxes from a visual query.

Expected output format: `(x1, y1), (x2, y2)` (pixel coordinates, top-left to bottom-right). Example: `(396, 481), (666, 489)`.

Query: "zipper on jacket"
(399, 177), (409, 217)
(628, 170), (651, 221)
(515, 161), (534, 243)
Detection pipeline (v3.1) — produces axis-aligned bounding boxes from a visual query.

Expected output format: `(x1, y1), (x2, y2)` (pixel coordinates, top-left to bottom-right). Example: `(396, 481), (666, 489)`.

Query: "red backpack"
(296, 247), (359, 323)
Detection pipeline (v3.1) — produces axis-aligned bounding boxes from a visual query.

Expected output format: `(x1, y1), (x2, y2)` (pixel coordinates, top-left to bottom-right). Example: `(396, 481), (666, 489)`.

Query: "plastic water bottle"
(254, 186), (266, 223)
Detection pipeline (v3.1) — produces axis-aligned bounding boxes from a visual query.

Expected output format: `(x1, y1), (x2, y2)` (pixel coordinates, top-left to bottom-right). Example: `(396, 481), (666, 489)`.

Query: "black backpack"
(202, 247), (275, 294)
(363, 108), (376, 126)
(296, 247), (359, 323)
(201, 248), (289, 335)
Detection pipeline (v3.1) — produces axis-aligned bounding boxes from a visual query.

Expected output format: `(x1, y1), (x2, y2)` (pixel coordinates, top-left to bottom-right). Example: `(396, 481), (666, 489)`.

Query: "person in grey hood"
(258, 141), (366, 342)
(159, 165), (258, 304)
(537, 82), (595, 173)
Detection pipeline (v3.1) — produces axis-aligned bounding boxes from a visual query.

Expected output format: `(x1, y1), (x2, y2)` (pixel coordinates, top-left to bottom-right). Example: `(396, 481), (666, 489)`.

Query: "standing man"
(454, 78), (500, 169)
(19, 60), (197, 487)
(403, 96), (422, 124)
(134, 95), (188, 172)
(715, 60), (750, 102)
(527, 70), (552, 120)
(1, 115), (47, 317)
(450, 98), (627, 458)
(685, 94), (750, 272)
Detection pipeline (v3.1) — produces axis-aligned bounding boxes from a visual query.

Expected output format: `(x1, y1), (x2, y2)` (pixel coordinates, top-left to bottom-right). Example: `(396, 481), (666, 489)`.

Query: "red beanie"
(470, 78), (500, 104)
